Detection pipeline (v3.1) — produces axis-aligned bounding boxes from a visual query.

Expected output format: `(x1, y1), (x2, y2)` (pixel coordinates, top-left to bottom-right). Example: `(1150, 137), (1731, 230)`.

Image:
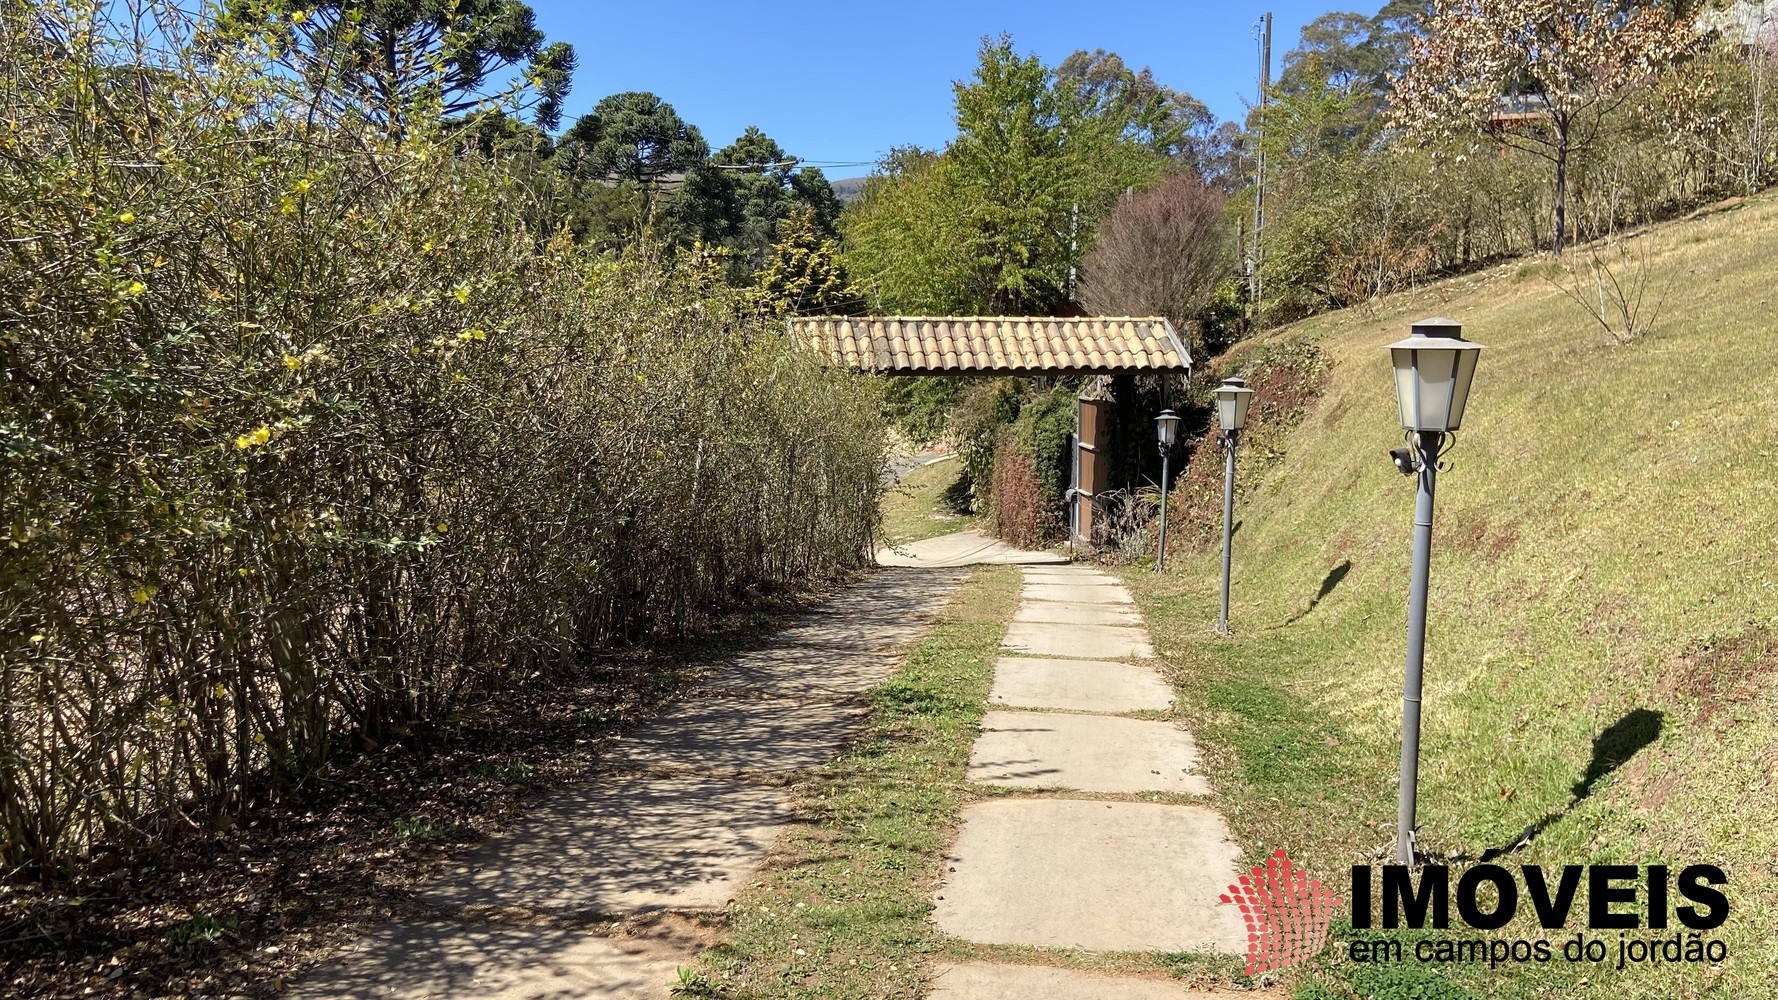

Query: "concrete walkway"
(288, 569), (963, 999)
(932, 564), (1247, 998)
(875, 528), (1070, 568)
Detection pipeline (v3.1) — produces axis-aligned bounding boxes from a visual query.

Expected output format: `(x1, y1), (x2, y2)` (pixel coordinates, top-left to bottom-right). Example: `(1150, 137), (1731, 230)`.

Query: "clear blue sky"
(529, 1), (1378, 176)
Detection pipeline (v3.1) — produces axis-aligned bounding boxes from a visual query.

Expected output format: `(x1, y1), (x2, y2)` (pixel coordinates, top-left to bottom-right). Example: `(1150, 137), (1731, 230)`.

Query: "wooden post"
(1075, 395), (1109, 546)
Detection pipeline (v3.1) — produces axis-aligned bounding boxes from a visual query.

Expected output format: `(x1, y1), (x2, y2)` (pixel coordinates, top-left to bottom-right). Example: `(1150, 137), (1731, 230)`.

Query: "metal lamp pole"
(1213, 379), (1252, 634)
(1386, 319), (1482, 865)
(1397, 428), (1440, 865)
(1218, 430), (1237, 633)
(1154, 410), (1180, 570)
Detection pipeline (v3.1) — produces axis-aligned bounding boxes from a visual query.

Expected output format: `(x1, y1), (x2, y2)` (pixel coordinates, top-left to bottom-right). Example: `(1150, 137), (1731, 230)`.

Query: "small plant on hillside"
(1549, 237), (1669, 343)
(670, 966), (722, 997)
(165, 912), (236, 956)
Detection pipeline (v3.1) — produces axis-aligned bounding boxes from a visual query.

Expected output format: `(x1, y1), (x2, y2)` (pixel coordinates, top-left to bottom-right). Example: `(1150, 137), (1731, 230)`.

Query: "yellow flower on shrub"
(123, 281), (146, 297)
(282, 354), (302, 371)
(452, 284), (470, 305)
(280, 194), (297, 215)
(132, 585), (154, 605)
(235, 425), (272, 449)
(457, 327), (486, 342)
(117, 211), (135, 224)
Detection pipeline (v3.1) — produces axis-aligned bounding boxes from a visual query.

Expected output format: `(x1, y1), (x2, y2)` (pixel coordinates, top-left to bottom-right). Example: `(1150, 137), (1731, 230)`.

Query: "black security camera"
(1390, 446), (1419, 476)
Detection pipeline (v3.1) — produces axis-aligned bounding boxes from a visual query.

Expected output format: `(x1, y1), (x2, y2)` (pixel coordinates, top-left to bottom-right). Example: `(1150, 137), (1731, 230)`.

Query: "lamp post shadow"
(1282, 559), (1351, 626)
(1471, 707), (1665, 862)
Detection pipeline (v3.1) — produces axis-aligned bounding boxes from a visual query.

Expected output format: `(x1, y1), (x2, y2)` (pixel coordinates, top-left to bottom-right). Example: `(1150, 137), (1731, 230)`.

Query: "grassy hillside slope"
(1127, 194), (1778, 999)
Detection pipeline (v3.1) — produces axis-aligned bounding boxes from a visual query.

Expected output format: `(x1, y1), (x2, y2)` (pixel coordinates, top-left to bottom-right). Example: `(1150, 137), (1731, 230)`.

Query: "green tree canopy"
(560, 91), (709, 186)
(217, 0), (575, 138)
(754, 205), (861, 316)
(844, 37), (1178, 315)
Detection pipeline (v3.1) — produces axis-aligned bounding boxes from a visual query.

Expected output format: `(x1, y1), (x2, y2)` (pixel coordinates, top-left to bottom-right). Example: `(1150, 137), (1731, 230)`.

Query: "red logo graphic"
(1220, 848), (1343, 976)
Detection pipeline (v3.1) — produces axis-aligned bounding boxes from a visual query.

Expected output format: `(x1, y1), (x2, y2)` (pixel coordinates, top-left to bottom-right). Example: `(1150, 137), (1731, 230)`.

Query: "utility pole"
(1251, 12), (1272, 329)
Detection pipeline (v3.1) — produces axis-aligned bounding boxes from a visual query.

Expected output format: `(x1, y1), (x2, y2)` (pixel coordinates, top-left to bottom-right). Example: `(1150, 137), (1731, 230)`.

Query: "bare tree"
(1078, 174), (1230, 350)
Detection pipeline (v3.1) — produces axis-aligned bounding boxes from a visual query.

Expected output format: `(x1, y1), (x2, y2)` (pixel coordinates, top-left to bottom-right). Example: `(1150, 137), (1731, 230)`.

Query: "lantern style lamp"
(1387, 318), (1482, 435)
(1213, 378), (1253, 633)
(1216, 377), (1254, 434)
(1386, 318), (1482, 865)
(1153, 410), (1181, 570)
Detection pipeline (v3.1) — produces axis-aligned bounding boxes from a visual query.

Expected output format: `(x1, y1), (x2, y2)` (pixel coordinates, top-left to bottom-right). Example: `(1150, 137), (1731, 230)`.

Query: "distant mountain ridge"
(830, 175), (868, 204)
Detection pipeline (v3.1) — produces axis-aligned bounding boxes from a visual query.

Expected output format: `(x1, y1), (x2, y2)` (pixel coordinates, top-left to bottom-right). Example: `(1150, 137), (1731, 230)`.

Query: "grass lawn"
(1125, 193), (1778, 999)
(879, 456), (974, 546)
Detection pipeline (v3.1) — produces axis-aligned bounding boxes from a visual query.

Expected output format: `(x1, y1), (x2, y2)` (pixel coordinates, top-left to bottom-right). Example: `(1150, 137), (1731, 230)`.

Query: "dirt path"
(287, 569), (965, 998)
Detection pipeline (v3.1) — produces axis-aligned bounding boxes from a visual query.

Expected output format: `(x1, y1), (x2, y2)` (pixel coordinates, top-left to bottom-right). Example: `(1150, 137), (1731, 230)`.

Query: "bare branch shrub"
(0, 2), (883, 876)
(1079, 174), (1228, 350)
(1548, 237), (1668, 343)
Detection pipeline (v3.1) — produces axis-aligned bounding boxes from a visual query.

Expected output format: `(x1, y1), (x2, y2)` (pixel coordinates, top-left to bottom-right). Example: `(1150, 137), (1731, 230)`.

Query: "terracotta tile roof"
(790, 316), (1191, 374)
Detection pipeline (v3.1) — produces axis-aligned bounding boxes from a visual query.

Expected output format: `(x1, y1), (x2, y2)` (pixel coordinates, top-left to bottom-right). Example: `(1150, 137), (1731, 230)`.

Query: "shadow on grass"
(1477, 707), (1664, 862)
(1283, 560), (1352, 626)
(940, 473), (974, 516)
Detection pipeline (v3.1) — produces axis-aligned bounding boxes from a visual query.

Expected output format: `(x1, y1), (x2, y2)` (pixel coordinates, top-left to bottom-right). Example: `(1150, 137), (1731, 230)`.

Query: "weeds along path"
(286, 569), (964, 998)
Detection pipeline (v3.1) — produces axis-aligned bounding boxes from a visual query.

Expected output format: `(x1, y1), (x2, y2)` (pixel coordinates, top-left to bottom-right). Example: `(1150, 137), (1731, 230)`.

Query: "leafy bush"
(949, 379), (1023, 509)
(883, 376), (964, 444)
(987, 438), (1050, 548)
(0, 4), (882, 874)
(974, 383), (1079, 548)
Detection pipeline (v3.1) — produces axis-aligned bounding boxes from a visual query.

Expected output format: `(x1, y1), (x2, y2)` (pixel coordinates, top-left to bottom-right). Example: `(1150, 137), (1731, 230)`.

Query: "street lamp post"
(1154, 410), (1180, 570)
(1215, 378), (1253, 634)
(1385, 318), (1483, 865)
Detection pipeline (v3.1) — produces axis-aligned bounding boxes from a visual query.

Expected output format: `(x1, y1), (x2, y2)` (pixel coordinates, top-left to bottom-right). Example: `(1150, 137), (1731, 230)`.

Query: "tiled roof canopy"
(790, 316), (1191, 375)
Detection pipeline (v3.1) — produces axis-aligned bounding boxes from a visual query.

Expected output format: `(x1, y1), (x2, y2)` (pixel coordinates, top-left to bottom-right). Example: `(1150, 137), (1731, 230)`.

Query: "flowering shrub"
(0, 3), (882, 873)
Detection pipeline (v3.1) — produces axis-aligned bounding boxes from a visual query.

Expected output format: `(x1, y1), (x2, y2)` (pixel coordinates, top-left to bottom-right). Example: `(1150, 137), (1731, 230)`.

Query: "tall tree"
(557, 91), (708, 230)
(1079, 175), (1231, 355)
(946, 37), (1174, 312)
(754, 206), (861, 316)
(674, 127), (842, 272)
(217, 0), (575, 140)
(1390, 0), (1700, 253)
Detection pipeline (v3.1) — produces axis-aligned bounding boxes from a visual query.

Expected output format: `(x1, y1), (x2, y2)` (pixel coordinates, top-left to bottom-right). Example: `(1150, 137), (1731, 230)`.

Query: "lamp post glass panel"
(1215, 378), (1252, 634)
(1386, 318), (1482, 864)
(1154, 410), (1181, 570)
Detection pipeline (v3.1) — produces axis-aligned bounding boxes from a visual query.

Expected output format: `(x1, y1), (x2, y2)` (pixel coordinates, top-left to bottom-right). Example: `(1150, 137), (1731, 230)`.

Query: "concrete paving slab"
(423, 775), (788, 913)
(967, 711), (1207, 794)
(712, 646), (903, 698)
(610, 697), (866, 774)
(1019, 582), (1134, 605)
(1012, 601), (1143, 626)
(1021, 569), (1122, 586)
(876, 529), (1068, 568)
(1001, 621), (1152, 660)
(928, 963), (1238, 999)
(287, 922), (681, 999)
(933, 799), (1246, 953)
(988, 657), (1173, 713)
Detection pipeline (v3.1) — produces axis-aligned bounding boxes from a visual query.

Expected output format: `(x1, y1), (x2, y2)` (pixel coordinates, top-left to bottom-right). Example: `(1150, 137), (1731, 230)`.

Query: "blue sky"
(529, 1), (1379, 176)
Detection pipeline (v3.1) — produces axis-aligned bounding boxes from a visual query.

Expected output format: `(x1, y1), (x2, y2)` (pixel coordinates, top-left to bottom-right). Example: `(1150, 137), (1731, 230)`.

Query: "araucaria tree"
(556, 91), (709, 233)
(218, 0), (575, 139)
(1391, 0), (1700, 254)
